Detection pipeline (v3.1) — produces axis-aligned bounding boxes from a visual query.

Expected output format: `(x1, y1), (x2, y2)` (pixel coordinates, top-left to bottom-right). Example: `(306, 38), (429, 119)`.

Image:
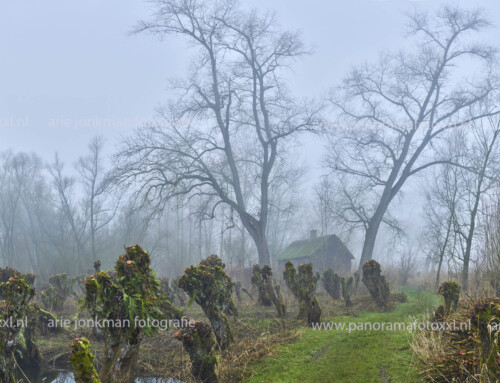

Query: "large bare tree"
(326, 6), (498, 271)
(113, 0), (321, 265)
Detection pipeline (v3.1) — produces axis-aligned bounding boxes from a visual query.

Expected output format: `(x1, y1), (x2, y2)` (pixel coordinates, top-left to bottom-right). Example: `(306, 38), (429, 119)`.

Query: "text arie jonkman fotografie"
(0, 316), (195, 331)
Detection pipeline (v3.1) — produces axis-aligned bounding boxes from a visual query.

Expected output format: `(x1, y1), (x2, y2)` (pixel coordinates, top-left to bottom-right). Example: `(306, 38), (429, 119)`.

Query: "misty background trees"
(1, 3), (500, 292)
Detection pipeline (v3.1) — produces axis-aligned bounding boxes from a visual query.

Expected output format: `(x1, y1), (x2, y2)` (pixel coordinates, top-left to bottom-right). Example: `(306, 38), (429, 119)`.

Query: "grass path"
(245, 290), (440, 383)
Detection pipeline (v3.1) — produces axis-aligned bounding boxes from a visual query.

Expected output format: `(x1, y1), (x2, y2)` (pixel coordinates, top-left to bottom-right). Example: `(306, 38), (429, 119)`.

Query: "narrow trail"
(245, 290), (440, 383)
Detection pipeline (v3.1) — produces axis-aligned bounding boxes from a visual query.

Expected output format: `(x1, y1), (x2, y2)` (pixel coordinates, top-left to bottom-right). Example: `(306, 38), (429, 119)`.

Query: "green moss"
(438, 281), (460, 315)
(277, 237), (330, 260)
(0, 267), (36, 383)
(471, 298), (500, 374)
(322, 268), (341, 300)
(70, 338), (101, 383)
(283, 261), (321, 326)
(174, 321), (218, 383)
(178, 254), (235, 349)
(80, 245), (181, 383)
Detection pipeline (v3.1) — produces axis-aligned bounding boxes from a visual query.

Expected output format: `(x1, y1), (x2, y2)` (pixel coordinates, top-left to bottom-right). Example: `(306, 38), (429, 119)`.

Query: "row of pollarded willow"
(248, 259), (394, 327)
(0, 252), (397, 383)
(73, 245), (222, 383)
(0, 250), (227, 383)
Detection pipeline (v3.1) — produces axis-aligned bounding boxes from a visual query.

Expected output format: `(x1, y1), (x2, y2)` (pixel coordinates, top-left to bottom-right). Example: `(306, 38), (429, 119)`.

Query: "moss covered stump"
(283, 261), (321, 326)
(471, 297), (499, 374)
(81, 244), (180, 383)
(341, 276), (353, 308)
(438, 281), (460, 316)
(70, 337), (101, 383)
(322, 268), (341, 300)
(0, 267), (35, 383)
(174, 321), (218, 383)
(251, 265), (272, 306)
(362, 260), (390, 310)
(178, 255), (235, 350)
(251, 265), (286, 326)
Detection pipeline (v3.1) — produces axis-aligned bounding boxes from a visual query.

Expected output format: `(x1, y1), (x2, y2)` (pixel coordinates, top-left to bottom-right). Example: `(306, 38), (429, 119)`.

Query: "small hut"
(277, 230), (354, 275)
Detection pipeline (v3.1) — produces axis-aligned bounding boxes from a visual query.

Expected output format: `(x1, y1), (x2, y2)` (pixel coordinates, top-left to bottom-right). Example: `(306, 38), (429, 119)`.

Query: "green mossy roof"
(277, 234), (354, 261)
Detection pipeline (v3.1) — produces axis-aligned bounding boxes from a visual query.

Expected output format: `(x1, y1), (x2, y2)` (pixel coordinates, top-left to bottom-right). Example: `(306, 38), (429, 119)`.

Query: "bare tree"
(0, 152), (24, 266)
(423, 118), (500, 290)
(113, 0), (321, 265)
(327, 6), (498, 271)
(0, 152), (45, 268)
(450, 120), (500, 290)
(313, 177), (333, 237)
(314, 174), (403, 244)
(480, 196), (500, 297)
(399, 248), (418, 286)
(422, 162), (460, 289)
(49, 154), (88, 271)
(77, 136), (118, 262)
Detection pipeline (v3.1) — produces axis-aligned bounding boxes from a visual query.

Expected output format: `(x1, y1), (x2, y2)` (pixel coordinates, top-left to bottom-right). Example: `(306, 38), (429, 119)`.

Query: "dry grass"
(410, 308), (499, 382)
(218, 330), (302, 382)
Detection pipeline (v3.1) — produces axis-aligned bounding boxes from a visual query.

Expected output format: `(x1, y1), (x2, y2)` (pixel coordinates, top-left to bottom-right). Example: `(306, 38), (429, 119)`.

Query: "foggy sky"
(1, 0), (500, 255)
(2, 0), (498, 163)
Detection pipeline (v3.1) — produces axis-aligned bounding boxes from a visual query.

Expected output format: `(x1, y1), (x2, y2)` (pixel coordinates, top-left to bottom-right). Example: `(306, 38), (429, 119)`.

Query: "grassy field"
(245, 290), (441, 383)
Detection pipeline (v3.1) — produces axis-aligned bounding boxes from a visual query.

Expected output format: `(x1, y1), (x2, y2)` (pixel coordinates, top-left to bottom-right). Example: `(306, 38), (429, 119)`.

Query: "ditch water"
(17, 369), (182, 383)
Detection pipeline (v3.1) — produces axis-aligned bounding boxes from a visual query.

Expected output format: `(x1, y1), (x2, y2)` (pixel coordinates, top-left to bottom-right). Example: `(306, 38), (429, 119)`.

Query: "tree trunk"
(266, 277), (286, 328)
(70, 338), (101, 383)
(174, 322), (218, 383)
(0, 343), (17, 383)
(251, 265), (273, 307)
(461, 226), (475, 292)
(205, 307), (232, 350)
(240, 216), (270, 266)
(100, 335), (140, 383)
(304, 296), (321, 325)
(358, 212), (384, 271)
(362, 260), (390, 310)
(435, 255), (443, 290)
(254, 232), (271, 266)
